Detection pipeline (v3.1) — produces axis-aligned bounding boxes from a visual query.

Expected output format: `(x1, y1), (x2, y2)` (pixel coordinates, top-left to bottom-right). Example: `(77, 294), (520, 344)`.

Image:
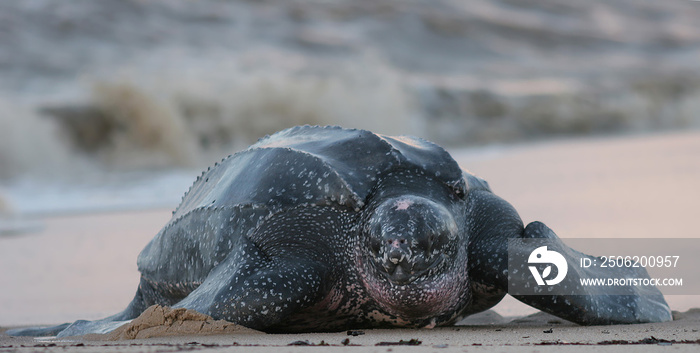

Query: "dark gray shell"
(137, 126), (466, 287)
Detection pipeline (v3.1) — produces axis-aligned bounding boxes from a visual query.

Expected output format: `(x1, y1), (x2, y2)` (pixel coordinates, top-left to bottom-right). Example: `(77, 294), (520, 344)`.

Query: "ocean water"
(1, 171), (194, 216)
(2, 0), (700, 187)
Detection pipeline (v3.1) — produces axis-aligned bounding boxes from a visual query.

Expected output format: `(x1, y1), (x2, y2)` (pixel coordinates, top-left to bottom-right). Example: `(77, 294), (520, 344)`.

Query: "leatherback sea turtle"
(9, 126), (671, 337)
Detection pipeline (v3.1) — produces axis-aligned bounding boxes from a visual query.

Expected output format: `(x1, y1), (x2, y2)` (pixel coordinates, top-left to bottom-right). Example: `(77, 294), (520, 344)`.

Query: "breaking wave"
(3, 65), (700, 184)
(9, 64), (417, 178)
(0, 99), (73, 181)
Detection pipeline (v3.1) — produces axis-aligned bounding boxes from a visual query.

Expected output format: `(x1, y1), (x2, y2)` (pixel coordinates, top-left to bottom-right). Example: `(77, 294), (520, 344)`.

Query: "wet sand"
(1, 130), (699, 351)
(1, 309), (699, 352)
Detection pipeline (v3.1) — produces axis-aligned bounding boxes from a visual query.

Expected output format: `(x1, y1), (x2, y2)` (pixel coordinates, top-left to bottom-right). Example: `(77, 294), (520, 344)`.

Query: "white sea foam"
(0, 99), (73, 180)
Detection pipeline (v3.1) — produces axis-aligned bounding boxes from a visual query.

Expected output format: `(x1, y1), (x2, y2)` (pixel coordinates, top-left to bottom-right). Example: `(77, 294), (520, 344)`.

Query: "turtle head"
(365, 195), (458, 285)
(357, 176), (471, 324)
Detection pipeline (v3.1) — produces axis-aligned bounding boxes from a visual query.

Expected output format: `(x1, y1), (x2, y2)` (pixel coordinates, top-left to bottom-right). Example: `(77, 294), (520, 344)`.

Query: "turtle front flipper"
(465, 188), (671, 325)
(6, 315), (132, 338)
(173, 205), (347, 331)
(172, 236), (333, 330)
(6, 279), (161, 337)
(5, 323), (71, 337)
(507, 221), (672, 325)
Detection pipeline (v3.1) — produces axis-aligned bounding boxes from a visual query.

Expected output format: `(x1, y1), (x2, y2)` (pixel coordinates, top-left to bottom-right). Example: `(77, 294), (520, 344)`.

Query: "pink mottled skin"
(356, 248), (471, 326)
(393, 199), (414, 210)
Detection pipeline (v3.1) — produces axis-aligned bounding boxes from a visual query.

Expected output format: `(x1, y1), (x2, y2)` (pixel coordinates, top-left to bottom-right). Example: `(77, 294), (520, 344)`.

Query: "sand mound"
(99, 305), (260, 340)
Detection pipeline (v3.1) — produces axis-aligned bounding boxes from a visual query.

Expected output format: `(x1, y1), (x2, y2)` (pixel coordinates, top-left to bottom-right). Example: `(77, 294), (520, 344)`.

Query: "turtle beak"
(378, 241), (427, 284)
(380, 260), (413, 285)
(373, 240), (410, 283)
(375, 243), (446, 285)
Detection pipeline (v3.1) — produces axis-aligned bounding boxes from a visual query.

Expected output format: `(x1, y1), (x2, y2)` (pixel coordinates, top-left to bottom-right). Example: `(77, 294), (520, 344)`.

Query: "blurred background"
(0, 0), (699, 325)
(1, 0), (700, 216)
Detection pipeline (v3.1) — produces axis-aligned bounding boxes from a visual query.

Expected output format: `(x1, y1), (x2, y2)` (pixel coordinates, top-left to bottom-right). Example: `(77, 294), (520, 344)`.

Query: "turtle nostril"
(399, 239), (406, 245)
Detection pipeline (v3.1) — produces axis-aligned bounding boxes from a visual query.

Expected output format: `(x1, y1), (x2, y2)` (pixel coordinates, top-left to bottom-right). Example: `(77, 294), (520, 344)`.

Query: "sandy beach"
(1, 309), (699, 352)
(1, 130), (699, 351)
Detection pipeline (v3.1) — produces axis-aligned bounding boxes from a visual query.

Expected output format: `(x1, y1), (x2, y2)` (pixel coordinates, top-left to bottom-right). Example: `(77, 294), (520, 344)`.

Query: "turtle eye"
(427, 234), (436, 252)
(417, 232), (439, 254)
(450, 179), (468, 199)
(370, 238), (382, 256)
